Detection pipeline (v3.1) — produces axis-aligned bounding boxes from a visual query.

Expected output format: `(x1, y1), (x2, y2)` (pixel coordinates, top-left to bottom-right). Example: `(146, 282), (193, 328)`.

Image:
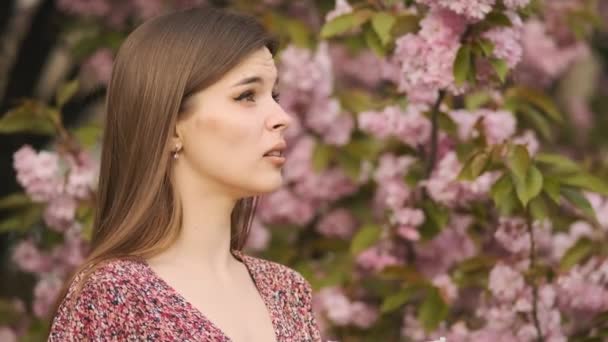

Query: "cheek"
(193, 110), (258, 154)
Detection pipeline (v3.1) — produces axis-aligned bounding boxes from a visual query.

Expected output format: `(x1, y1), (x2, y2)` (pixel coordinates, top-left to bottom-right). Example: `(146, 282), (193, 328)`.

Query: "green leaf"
(371, 12), (396, 46)
(364, 25), (387, 56)
(381, 288), (412, 313)
(477, 38), (495, 57)
(490, 58), (509, 83)
(419, 200), (449, 240)
(513, 165), (543, 207)
(336, 152), (361, 182)
(390, 14), (420, 37)
(516, 103), (554, 141)
(458, 151), (489, 180)
(286, 20), (312, 48)
(350, 224), (382, 255)
(55, 79), (79, 108)
(320, 10), (373, 38)
(536, 153), (581, 174)
(507, 145), (531, 182)
(491, 173), (518, 215)
(560, 173), (608, 196)
(0, 206), (42, 233)
(484, 11), (512, 27)
(453, 44), (472, 86)
(529, 195), (548, 220)
(71, 123), (102, 148)
(561, 187), (596, 220)
(418, 287), (449, 332)
(560, 238), (594, 271)
(543, 176), (561, 203)
(506, 86), (563, 123)
(0, 193), (31, 209)
(438, 111), (458, 137)
(465, 90), (491, 111)
(0, 103), (56, 135)
(312, 143), (333, 172)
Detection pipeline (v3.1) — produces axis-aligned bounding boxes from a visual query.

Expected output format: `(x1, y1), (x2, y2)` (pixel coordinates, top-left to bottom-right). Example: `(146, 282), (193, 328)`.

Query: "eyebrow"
(232, 75), (279, 87)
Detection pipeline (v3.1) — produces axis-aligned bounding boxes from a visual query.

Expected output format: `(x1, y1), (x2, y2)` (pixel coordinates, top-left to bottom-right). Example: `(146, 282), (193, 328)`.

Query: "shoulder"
(49, 258), (153, 340)
(65, 257), (150, 303)
(239, 252), (313, 296)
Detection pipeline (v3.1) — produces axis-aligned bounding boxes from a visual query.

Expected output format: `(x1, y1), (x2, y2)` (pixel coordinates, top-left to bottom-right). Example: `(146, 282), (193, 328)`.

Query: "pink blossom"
(316, 208), (358, 239)
(82, 48), (114, 85)
(417, 0), (496, 20)
(350, 302), (379, 329)
(245, 219), (271, 252)
(258, 188), (316, 226)
(416, 214), (476, 276)
(358, 110), (392, 139)
(11, 239), (50, 274)
(305, 98), (353, 146)
(373, 153), (416, 183)
(392, 207), (425, 241)
(482, 13), (523, 69)
(556, 258), (608, 314)
(325, 0), (353, 22)
(43, 194), (77, 232)
(356, 245), (401, 273)
(132, 0), (165, 20)
(481, 109), (517, 145)
(33, 275), (63, 318)
(503, 0), (530, 9)
(489, 263), (525, 302)
(432, 274), (458, 303)
(316, 287), (352, 326)
(279, 42), (333, 107)
(374, 179), (412, 211)
(329, 45), (388, 87)
(293, 168), (358, 202)
(448, 109), (517, 145)
(422, 152), (498, 206)
(512, 130), (540, 156)
(13, 145), (63, 202)
(0, 327), (17, 342)
(358, 104), (431, 147)
(65, 151), (97, 199)
(520, 20), (589, 80)
(56, 0), (111, 17)
(283, 135), (314, 182)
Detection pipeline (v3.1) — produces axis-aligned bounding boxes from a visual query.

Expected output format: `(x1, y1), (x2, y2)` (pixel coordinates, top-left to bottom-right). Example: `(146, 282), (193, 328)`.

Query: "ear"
(171, 120), (185, 151)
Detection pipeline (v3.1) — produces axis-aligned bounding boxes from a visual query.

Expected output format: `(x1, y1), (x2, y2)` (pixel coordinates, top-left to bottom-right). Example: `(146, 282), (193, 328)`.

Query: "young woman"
(48, 6), (321, 342)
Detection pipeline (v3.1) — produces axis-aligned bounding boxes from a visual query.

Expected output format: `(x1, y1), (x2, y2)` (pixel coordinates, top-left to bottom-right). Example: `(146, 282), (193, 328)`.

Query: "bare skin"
(146, 47), (292, 342)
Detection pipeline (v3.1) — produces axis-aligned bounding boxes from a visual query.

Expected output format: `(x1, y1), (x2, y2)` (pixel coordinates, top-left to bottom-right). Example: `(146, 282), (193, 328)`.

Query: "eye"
(234, 90), (256, 102)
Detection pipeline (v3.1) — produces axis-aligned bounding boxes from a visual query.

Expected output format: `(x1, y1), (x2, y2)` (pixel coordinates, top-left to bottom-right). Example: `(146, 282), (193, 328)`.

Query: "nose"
(266, 102), (293, 132)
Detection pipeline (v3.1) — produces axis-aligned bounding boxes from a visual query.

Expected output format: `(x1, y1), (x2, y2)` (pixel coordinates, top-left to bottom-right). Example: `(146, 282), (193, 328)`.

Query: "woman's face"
(174, 47), (292, 199)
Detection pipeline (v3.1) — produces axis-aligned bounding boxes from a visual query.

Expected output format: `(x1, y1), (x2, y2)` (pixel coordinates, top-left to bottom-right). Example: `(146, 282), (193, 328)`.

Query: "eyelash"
(234, 90), (280, 103)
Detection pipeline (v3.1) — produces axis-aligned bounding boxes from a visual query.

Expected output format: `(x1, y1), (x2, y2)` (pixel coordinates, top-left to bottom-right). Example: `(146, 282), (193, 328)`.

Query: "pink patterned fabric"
(49, 250), (322, 341)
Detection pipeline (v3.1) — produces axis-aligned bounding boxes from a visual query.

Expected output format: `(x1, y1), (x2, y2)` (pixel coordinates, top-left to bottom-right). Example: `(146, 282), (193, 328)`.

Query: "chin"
(241, 174), (284, 196)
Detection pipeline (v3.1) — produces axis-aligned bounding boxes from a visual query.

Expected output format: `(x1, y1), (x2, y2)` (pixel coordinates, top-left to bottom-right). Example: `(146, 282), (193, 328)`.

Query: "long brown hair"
(51, 5), (277, 321)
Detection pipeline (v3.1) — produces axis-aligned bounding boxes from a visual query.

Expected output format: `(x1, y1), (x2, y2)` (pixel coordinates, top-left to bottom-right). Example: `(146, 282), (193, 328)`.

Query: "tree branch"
(425, 90), (446, 177)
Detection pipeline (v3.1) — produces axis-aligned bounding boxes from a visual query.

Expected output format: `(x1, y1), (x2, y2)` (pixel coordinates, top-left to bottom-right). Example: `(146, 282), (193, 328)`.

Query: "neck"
(149, 164), (240, 273)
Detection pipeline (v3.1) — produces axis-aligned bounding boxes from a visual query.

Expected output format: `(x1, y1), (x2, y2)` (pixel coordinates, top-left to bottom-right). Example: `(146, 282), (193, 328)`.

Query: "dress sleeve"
(292, 271), (323, 342)
(48, 273), (149, 341)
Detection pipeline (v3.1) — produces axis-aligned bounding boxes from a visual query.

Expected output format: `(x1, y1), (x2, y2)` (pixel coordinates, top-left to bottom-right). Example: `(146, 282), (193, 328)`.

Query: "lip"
(264, 155), (286, 166)
(263, 141), (287, 157)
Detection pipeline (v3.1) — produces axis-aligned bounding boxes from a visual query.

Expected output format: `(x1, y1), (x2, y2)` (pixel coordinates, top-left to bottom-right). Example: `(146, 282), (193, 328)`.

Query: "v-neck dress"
(48, 250), (322, 341)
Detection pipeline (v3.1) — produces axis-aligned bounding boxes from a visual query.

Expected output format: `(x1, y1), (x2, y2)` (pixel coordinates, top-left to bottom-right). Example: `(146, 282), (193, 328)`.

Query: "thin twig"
(425, 90), (446, 177)
(526, 209), (544, 342)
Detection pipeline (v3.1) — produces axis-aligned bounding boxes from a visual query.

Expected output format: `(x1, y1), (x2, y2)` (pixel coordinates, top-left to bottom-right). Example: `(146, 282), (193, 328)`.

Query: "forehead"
(219, 47), (277, 84)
